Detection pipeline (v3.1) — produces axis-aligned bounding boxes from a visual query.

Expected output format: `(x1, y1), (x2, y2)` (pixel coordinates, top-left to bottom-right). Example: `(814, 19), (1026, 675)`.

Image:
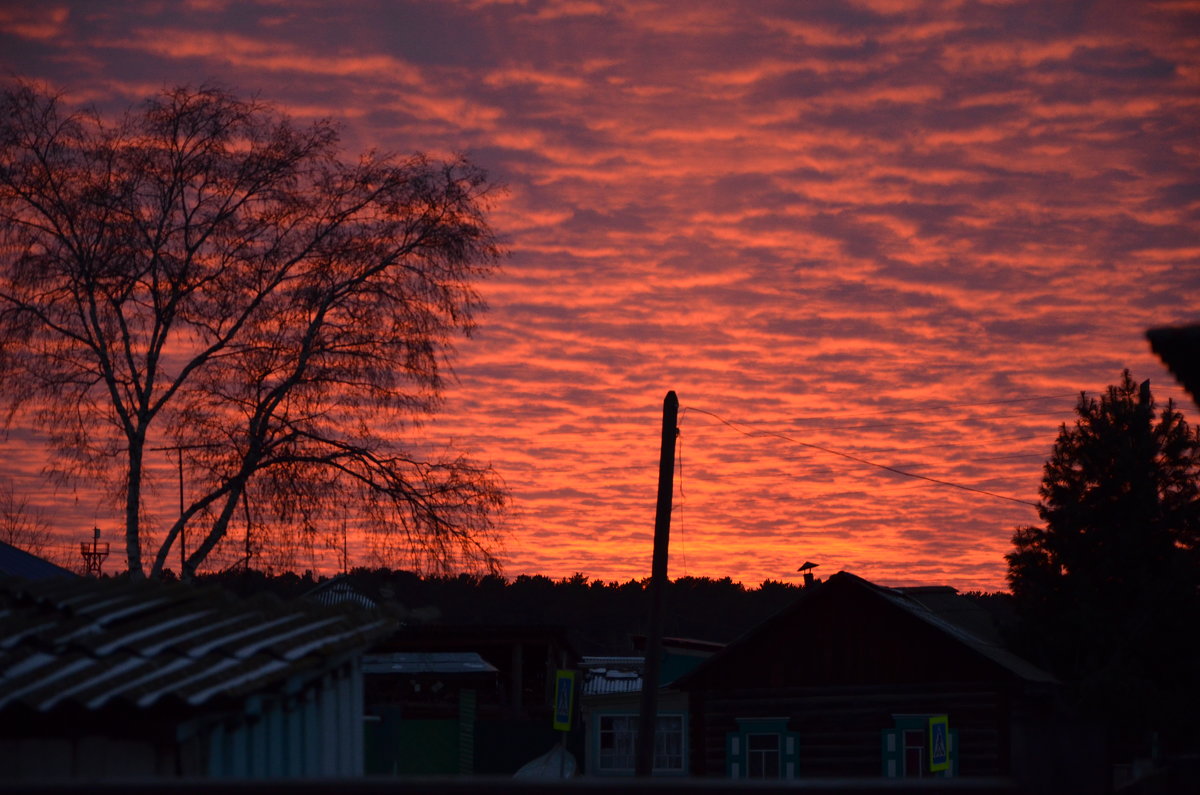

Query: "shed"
(0, 574), (393, 781)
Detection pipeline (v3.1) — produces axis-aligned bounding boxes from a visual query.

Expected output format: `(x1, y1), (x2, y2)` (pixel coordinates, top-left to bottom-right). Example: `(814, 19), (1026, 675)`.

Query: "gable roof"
(306, 573), (379, 610)
(676, 571), (1054, 688)
(1147, 324), (1200, 409)
(0, 575), (394, 715)
(0, 540), (76, 581)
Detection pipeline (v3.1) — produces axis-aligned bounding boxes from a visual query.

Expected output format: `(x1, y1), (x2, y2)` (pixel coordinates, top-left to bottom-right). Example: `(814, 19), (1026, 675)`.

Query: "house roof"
(873, 582), (1053, 683)
(676, 571), (1054, 688)
(0, 540), (76, 581)
(580, 656), (644, 696)
(306, 574), (379, 610)
(1147, 324), (1200, 409)
(0, 574), (394, 715)
(362, 652), (498, 676)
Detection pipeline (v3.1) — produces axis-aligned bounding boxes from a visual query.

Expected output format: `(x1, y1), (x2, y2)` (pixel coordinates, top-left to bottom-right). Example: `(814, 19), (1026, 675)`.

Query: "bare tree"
(0, 83), (507, 579)
(0, 480), (56, 560)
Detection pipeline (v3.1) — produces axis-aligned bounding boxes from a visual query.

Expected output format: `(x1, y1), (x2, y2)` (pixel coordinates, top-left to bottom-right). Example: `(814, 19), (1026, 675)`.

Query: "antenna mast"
(80, 527), (110, 577)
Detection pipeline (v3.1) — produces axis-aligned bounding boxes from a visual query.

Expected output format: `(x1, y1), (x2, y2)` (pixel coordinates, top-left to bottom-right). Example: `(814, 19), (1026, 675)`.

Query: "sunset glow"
(2, 0), (1197, 591)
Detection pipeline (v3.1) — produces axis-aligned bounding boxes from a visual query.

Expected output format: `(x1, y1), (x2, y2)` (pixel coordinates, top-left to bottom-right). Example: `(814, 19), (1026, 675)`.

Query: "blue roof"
(0, 540), (76, 581)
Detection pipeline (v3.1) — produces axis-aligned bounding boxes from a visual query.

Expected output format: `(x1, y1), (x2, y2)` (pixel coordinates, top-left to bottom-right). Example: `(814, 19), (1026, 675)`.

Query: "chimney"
(797, 561), (820, 588)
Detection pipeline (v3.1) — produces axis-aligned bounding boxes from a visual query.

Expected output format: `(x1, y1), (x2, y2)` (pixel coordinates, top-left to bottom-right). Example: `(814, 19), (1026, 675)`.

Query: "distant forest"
(197, 568), (1011, 655)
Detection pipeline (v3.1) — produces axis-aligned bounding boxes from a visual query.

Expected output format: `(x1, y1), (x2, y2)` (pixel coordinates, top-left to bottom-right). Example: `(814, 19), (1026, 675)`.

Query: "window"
(726, 718), (798, 779)
(747, 733), (780, 779)
(596, 714), (684, 773)
(882, 715), (957, 778)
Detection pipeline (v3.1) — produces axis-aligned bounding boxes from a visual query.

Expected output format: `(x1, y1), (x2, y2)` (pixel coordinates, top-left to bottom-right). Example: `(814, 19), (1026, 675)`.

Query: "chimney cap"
(797, 561), (819, 572)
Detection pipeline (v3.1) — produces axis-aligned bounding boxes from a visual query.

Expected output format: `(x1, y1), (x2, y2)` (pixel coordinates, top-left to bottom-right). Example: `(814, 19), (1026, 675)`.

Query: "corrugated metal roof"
(581, 656), (644, 696)
(0, 575), (395, 714)
(306, 576), (379, 610)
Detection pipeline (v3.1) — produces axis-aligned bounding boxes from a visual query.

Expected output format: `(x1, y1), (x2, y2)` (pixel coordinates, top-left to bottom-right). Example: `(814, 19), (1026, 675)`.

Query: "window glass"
(747, 733), (780, 779)
(598, 714), (684, 772)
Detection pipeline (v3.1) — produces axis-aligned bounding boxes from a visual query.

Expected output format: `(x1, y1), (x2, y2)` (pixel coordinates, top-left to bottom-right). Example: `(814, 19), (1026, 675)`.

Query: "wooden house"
(676, 571), (1103, 792)
(579, 638), (721, 777)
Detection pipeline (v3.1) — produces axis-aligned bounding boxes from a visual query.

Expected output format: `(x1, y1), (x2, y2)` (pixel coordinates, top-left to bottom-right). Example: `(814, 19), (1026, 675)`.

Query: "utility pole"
(150, 442), (220, 577)
(636, 390), (678, 776)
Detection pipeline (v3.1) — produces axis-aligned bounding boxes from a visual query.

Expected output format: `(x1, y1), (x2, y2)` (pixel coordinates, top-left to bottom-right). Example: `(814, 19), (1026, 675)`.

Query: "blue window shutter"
(725, 731), (743, 778)
(881, 728), (901, 778)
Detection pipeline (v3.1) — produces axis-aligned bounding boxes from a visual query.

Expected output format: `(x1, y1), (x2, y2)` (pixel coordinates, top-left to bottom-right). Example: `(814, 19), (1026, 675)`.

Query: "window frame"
(726, 717), (798, 779)
(593, 711), (686, 775)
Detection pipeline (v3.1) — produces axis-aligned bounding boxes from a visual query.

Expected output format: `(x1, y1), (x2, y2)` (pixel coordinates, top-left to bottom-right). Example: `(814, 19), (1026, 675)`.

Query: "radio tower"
(80, 527), (110, 577)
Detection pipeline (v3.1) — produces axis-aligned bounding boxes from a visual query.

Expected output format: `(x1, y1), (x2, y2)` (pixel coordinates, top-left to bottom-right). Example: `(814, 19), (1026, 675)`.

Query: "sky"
(1, 0), (1198, 592)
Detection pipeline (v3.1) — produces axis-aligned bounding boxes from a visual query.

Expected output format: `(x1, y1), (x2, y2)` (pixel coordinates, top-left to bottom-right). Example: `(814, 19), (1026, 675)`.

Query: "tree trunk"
(125, 437), (145, 579)
(184, 477), (246, 579)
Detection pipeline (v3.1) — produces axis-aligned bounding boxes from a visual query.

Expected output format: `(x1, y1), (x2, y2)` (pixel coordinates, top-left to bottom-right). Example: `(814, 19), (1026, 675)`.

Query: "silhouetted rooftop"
(0, 541), (75, 581)
(1148, 324), (1200, 409)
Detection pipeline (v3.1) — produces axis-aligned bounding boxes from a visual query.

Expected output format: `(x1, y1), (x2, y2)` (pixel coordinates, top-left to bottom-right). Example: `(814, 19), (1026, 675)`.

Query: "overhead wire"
(674, 419), (686, 576)
(683, 405), (1041, 509)
(777, 407), (1074, 433)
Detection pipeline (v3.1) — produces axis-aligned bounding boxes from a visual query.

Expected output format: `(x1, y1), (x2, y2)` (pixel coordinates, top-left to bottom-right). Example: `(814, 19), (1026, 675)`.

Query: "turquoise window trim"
(590, 709), (687, 776)
(726, 717), (799, 780)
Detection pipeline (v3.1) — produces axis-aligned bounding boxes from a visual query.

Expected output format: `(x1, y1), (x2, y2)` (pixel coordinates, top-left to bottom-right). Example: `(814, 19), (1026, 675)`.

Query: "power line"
(738, 393), (1079, 425)
(779, 407), (1072, 434)
(683, 406), (1041, 509)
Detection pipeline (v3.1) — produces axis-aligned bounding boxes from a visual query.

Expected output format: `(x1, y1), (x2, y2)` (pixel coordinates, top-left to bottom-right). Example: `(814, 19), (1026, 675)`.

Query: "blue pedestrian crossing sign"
(552, 669), (575, 731)
(929, 715), (950, 772)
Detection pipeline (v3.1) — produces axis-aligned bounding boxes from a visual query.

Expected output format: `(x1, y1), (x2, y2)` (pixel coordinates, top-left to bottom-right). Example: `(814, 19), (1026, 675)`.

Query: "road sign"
(552, 669), (575, 731)
(929, 715), (949, 772)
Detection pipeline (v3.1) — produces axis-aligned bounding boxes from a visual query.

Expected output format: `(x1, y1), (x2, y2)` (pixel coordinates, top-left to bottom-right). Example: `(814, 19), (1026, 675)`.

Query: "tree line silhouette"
(200, 568), (838, 654)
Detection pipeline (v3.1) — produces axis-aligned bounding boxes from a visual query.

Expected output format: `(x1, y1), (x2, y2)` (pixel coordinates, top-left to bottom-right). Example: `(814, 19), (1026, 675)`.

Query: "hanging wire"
(683, 405), (1040, 509)
(675, 411), (687, 576)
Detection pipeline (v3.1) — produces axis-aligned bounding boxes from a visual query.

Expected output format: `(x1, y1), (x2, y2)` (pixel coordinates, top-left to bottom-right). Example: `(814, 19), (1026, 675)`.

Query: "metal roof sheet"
(581, 657), (645, 696)
(0, 575), (395, 715)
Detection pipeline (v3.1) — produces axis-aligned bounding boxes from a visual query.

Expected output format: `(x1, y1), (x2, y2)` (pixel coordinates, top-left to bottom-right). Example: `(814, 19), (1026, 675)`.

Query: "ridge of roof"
(0, 541), (76, 581)
(675, 570), (1054, 687)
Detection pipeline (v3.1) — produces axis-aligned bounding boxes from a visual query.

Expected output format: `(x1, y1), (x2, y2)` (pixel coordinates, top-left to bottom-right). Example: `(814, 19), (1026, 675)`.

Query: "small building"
(362, 651), (500, 775)
(0, 574), (392, 781)
(579, 637), (721, 777)
(676, 571), (1103, 792)
(364, 624), (580, 775)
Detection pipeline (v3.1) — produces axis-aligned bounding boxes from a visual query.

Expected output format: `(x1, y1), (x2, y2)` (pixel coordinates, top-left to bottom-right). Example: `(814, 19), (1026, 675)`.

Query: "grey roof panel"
(0, 576), (395, 715)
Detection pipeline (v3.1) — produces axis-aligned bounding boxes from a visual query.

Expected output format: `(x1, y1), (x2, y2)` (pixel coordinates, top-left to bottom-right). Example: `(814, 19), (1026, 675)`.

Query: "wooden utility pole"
(636, 390), (678, 776)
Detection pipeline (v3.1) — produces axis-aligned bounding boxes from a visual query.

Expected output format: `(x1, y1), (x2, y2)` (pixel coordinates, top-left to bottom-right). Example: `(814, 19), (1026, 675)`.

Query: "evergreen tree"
(1006, 371), (1200, 753)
